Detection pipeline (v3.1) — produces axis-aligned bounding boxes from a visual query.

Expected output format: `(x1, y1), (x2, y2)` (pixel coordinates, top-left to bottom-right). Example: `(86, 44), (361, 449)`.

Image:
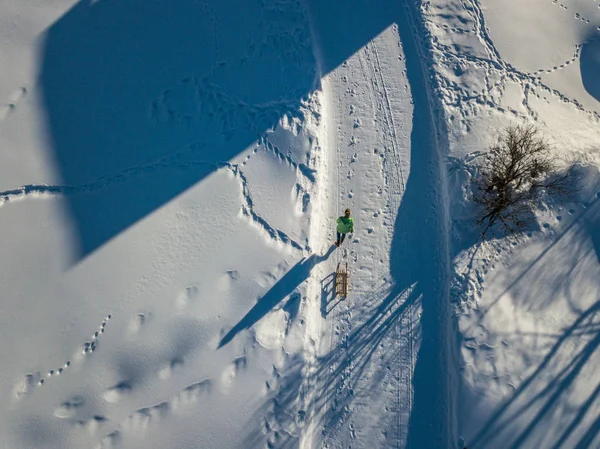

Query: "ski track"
(359, 36), (412, 447)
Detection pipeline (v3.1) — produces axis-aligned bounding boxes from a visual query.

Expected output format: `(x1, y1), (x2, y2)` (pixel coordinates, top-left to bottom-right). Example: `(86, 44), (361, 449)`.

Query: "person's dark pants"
(337, 231), (346, 245)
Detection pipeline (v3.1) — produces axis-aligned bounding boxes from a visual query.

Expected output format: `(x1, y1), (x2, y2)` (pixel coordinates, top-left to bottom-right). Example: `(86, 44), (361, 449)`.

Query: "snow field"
(426, 0), (600, 447)
(5, 0), (599, 446)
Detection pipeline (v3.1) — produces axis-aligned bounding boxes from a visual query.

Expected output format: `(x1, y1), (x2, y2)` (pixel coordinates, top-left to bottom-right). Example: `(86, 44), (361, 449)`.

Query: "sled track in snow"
(360, 39), (412, 446)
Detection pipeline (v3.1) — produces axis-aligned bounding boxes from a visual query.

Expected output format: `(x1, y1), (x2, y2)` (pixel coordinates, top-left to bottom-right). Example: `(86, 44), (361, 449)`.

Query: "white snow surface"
(0, 0), (598, 448)
(426, 0), (600, 447)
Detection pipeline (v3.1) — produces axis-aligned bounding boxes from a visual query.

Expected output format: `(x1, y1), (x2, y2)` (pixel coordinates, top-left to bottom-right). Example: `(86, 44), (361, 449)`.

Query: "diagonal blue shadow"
(39, 0), (391, 262)
(580, 37), (600, 104)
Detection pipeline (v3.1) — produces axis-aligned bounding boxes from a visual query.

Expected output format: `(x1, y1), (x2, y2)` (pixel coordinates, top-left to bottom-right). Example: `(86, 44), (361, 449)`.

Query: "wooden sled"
(335, 262), (349, 299)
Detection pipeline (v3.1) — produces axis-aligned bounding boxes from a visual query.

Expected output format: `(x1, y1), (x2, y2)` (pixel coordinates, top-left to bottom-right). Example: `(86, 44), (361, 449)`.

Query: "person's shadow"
(218, 245), (335, 348)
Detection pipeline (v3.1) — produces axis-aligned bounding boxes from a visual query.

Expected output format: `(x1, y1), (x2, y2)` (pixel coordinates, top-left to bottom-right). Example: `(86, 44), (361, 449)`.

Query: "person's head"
(344, 208), (351, 218)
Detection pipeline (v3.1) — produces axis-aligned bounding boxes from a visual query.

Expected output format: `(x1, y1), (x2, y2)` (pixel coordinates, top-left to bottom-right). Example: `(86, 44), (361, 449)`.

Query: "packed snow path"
(302, 0), (456, 447)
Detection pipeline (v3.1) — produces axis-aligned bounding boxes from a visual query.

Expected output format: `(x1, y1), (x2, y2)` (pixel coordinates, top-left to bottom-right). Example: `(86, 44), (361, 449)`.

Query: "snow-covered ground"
(423, 0), (600, 447)
(1, 0), (598, 448)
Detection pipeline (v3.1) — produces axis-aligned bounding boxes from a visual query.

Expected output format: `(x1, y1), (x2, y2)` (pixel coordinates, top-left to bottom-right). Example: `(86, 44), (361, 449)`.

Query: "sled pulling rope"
(335, 262), (348, 299)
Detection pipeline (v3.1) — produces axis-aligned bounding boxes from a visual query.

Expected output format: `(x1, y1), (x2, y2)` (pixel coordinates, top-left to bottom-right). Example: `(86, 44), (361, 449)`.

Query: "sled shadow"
(320, 272), (340, 318)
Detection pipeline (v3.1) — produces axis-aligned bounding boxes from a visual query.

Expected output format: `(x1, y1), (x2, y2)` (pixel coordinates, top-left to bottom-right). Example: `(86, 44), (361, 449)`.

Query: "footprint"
(158, 357), (185, 380)
(233, 355), (247, 372)
(125, 402), (169, 433)
(8, 87), (27, 104)
(98, 431), (121, 449)
(0, 87), (27, 121)
(75, 415), (107, 434)
(103, 381), (132, 404)
(176, 285), (200, 309)
(13, 372), (41, 398)
(54, 396), (85, 419)
(128, 312), (151, 334)
(221, 356), (247, 388)
(256, 270), (278, 289)
(293, 183), (311, 214)
(172, 379), (212, 409)
(217, 270), (240, 292)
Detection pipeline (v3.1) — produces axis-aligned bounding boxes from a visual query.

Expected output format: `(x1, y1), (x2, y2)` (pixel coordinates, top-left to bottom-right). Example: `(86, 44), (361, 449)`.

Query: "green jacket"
(336, 216), (354, 234)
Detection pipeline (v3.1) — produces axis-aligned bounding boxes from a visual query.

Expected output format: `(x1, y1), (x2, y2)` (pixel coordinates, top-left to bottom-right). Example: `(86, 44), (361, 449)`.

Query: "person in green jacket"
(335, 208), (354, 247)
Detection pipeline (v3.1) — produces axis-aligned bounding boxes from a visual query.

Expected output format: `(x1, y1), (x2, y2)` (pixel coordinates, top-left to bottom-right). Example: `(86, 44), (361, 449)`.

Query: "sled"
(335, 262), (348, 299)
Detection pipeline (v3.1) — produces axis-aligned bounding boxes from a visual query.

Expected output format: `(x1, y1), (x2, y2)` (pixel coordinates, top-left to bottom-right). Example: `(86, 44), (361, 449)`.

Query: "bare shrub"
(472, 124), (573, 235)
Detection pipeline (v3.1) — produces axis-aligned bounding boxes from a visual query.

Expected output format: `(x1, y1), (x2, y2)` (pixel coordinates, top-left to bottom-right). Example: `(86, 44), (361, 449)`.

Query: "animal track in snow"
(233, 164), (306, 251)
(216, 270), (240, 292)
(0, 152), (227, 211)
(53, 396), (86, 419)
(261, 136), (316, 183)
(150, 75), (304, 140)
(175, 285), (200, 310)
(531, 44), (584, 75)
(550, 0), (598, 23)
(0, 152), (304, 252)
(103, 380), (132, 404)
(0, 87), (27, 121)
(432, 0), (600, 123)
(14, 314), (110, 398)
(252, 134), (318, 220)
(221, 355), (248, 389)
(428, 20), (475, 35)
(98, 378), (212, 445)
(82, 314), (111, 356)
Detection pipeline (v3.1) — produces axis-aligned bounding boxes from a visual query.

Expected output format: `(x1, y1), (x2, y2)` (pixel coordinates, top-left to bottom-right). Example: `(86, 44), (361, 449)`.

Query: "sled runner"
(335, 262), (348, 298)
